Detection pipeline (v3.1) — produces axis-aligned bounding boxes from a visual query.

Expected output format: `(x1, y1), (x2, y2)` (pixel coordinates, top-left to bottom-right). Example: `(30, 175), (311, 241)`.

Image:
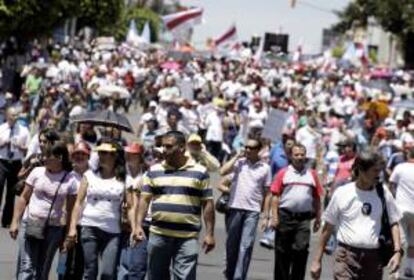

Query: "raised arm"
(220, 152), (242, 176)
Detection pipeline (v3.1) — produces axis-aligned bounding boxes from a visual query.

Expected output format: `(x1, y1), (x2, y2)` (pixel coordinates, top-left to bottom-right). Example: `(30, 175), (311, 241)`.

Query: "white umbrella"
(97, 85), (130, 99)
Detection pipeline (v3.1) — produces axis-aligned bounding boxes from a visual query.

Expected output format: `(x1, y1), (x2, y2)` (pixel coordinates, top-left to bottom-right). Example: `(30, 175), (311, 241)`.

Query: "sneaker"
(404, 268), (414, 278)
(259, 237), (274, 249)
(324, 246), (334, 255)
(259, 227), (275, 249)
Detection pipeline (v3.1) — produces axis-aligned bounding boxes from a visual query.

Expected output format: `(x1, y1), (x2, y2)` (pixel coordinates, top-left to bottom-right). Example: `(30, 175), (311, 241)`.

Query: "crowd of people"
(0, 37), (413, 280)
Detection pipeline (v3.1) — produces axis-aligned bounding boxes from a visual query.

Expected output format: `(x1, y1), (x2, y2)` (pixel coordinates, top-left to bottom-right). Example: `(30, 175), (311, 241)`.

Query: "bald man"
(0, 107), (30, 227)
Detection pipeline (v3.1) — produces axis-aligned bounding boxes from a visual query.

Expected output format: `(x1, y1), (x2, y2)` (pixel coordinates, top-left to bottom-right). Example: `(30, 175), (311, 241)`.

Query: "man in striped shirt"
(135, 130), (215, 280)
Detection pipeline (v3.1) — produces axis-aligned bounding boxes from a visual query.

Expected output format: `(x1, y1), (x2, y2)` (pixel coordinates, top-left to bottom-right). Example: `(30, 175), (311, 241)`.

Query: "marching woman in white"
(66, 140), (126, 280)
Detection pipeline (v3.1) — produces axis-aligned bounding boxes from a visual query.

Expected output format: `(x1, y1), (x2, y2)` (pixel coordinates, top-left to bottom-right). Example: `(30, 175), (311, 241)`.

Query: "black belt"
(279, 208), (315, 220)
(338, 242), (379, 253)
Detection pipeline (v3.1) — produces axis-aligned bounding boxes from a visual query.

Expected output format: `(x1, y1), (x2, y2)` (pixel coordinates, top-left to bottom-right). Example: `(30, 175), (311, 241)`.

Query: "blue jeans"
(117, 225), (149, 280)
(147, 233), (198, 280)
(225, 209), (260, 280)
(29, 94), (40, 119)
(17, 221), (64, 280)
(81, 226), (121, 280)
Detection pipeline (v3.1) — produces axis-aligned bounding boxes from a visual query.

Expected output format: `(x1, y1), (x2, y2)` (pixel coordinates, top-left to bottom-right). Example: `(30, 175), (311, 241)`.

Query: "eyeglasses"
(245, 145), (260, 150)
(162, 144), (174, 149)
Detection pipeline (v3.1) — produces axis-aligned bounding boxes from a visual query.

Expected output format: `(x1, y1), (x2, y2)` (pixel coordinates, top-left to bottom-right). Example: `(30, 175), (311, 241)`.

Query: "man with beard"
(270, 143), (323, 280)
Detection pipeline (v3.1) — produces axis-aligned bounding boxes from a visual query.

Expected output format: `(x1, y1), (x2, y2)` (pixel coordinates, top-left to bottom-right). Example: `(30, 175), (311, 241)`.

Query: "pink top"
(24, 167), (78, 226)
(333, 155), (355, 188)
(228, 158), (272, 212)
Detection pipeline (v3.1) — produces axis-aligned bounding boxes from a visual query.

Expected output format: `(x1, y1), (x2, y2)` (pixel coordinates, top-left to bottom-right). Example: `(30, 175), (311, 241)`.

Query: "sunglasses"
(245, 145), (260, 150)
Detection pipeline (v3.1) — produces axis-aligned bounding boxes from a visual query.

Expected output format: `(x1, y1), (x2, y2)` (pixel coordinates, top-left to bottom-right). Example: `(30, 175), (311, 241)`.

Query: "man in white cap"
(187, 133), (220, 173)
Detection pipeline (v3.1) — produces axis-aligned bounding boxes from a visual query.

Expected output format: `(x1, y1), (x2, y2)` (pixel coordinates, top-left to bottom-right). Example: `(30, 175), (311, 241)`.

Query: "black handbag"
(376, 183), (394, 267)
(25, 172), (68, 240)
(215, 193), (230, 214)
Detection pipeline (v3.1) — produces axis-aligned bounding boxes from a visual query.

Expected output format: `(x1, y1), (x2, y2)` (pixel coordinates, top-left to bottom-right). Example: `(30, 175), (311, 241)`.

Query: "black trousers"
(61, 226), (84, 280)
(274, 212), (311, 280)
(0, 159), (22, 226)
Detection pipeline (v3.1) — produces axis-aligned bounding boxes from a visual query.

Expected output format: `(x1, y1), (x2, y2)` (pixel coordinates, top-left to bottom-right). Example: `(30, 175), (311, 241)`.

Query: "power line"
(296, 0), (336, 14)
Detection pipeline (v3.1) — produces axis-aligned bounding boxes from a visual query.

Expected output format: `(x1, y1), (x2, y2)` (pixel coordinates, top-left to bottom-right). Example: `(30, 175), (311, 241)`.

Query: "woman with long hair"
(9, 141), (77, 280)
(66, 139), (126, 279)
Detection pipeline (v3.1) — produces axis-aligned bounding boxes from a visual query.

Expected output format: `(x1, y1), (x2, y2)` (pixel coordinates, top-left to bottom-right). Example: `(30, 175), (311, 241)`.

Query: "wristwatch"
(394, 248), (404, 256)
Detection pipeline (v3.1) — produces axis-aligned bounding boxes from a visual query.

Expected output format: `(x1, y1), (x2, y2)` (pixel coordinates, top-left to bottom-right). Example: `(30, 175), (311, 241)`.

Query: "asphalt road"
(0, 201), (334, 280)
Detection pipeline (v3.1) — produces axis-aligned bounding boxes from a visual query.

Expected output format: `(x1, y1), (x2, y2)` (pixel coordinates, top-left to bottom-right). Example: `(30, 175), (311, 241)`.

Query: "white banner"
(261, 109), (290, 141)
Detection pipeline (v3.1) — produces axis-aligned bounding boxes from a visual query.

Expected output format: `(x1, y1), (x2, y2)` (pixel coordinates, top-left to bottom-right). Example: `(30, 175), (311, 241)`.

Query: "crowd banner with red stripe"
(214, 24), (237, 48)
(162, 7), (203, 33)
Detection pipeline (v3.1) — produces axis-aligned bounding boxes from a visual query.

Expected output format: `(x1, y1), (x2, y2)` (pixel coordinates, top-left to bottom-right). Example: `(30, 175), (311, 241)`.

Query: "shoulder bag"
(26, 172), (68, 240)
(376, 183), (394, 267)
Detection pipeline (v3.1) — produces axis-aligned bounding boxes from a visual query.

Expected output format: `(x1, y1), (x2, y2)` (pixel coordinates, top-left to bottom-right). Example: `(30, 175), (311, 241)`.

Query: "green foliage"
(368, 48), (378, 64)
(333, 0), (414, 68)
(0, 0), (76, 40)
(331, 45), (345, 59)
(0, 0), (125, 40)
(77, 0), (124, 36)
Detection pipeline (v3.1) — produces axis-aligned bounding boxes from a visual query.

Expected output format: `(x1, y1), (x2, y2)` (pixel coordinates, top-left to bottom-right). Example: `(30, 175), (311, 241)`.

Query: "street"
(0, 205), (334, 280)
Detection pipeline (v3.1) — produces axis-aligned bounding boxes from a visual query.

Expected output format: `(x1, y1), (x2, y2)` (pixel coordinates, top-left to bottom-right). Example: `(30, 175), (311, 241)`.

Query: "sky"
(181, 0), (350, 53)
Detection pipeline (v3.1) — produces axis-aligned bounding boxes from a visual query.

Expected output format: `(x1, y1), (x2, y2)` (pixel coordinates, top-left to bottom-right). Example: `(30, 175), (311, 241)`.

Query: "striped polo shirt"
(141, 158), (212, 238)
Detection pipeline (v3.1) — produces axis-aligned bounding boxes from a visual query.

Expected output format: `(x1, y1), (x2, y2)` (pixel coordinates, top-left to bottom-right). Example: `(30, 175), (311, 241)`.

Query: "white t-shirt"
(179, 107), (199, 134)
(80, 170), (125, 234)
(205, 111), (223, 142)
(126, 171), (142, 191)
(295, 126), (321, 160)
(247, 108), (268, 129)
(158, 86), (180, 102)
(390, 162), (414, 214)
(220, 80), (241, 100)
(324, 182), (402, 249)
(0, 122), (30, 161)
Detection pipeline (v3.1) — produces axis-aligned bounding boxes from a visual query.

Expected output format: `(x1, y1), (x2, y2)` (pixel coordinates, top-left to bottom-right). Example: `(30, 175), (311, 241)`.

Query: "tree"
(0, 0), (125, 41)
(76, 0), (124, 36)
(333, 0), (414, 68)
(0, 0), (77, 41)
